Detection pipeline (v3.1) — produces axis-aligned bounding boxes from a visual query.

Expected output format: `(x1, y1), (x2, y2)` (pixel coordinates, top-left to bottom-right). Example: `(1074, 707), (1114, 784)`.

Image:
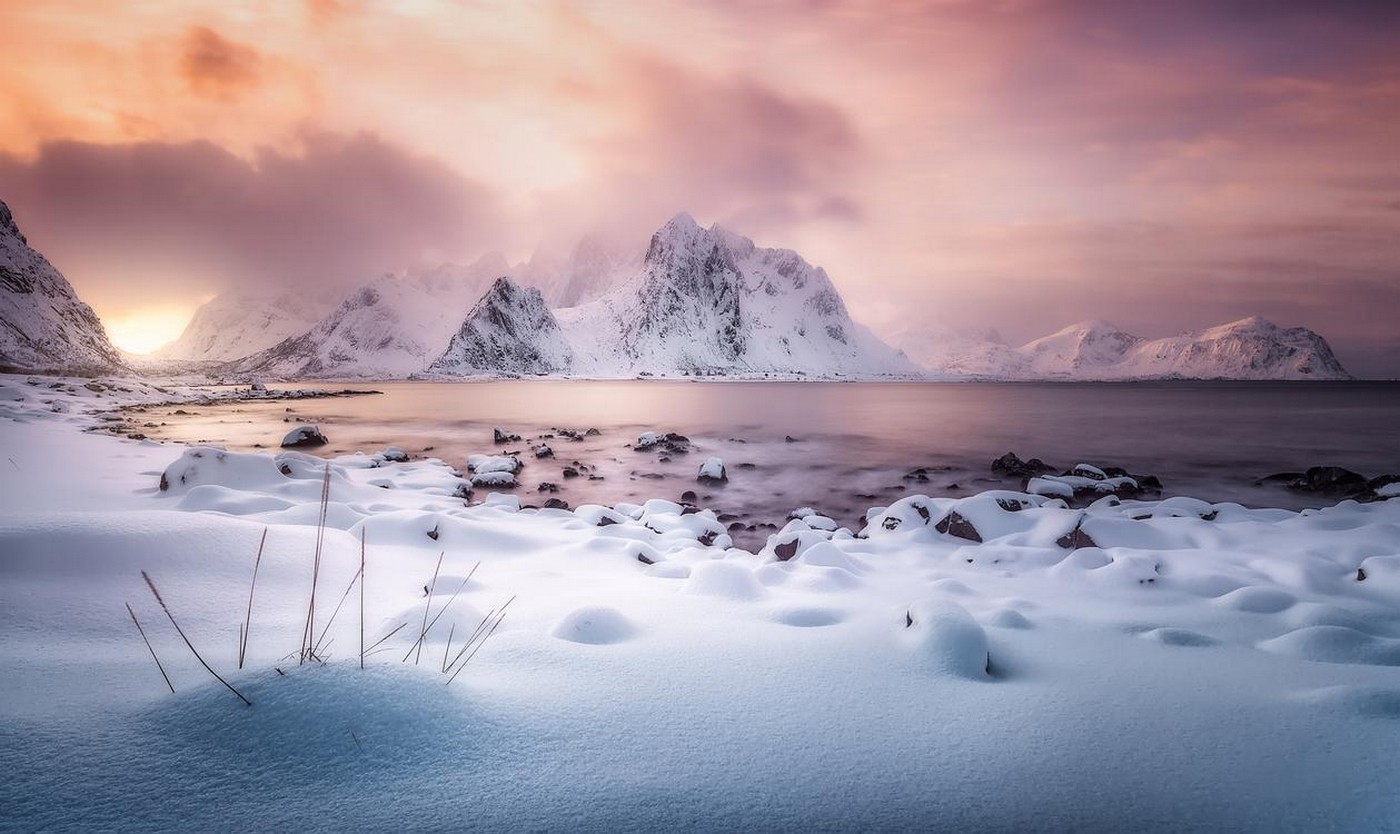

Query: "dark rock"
(637, 552), (656, 566)
(1357, 567), (1367, 582)
(1292, 466), (1370, 497)
(1056, 523), (1097, 550)
(533, 444), (554, 459)
(427, 524), (440, 541)
(1137, 475), (1164, 491)
(543, 498), (570, 510)
(1258, 472), (1305, 484)
(681, 490), (698, 502)
(597, 516), (618, 527)
(995, 498), (1027, 512)
(537, 482), (559, 493)
(991, 452), (1055, 479)
(281, 425), (328, 448)
(562, 467), (580, 479)
(914, 504), (931, 522)
(698, 531), (718, 547)
(882, 516), (901, 531)
(774, 538), (799, 561)
(934, 511), (982, 542)
(728, 522), (746, 532)
(737, 462), (757, 470)
(785, 435), (799, 443)
(585, 427), (601, 437)
(493, 427), (521, 444)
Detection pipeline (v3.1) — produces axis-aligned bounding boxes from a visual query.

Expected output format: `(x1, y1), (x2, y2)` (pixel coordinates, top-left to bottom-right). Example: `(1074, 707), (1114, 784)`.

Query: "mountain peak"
(0, 200), (25, 244)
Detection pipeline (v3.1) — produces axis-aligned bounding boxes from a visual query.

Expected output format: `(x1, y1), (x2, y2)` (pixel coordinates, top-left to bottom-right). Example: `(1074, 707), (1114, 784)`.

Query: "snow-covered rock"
(281, 425), (328, 448)
(427, 277), (574, 376)
(697, 457), (727, 484)
(0, 200), (122, 374)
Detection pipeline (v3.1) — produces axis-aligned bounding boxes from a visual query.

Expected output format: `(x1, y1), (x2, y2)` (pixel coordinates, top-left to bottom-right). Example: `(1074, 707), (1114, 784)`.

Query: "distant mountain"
(427, 277), (574, 376)
(899, 317), (1351, 380)
(0, 199), (122, 374)
(558, 213), (914, 377)
(154, 290), (338, 363)
(230, 213), (911, 380)
(890, 325), (1029, 379)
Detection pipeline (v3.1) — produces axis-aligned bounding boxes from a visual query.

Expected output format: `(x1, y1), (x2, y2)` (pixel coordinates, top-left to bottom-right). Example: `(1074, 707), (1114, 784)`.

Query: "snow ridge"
(0, 199), (122, 374)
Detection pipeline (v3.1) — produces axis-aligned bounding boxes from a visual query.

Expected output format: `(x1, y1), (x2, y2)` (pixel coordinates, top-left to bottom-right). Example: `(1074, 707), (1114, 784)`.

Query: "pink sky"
(1, 0), (1397, 373)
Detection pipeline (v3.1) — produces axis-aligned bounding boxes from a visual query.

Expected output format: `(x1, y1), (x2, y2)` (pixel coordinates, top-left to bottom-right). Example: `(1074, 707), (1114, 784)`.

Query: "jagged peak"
(1209, 315), (1278, 334)
(0, 199), (27, 244)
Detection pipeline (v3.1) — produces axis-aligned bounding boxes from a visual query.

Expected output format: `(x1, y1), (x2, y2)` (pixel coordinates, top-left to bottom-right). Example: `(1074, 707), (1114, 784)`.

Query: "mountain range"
(0, 198), (1354, 380)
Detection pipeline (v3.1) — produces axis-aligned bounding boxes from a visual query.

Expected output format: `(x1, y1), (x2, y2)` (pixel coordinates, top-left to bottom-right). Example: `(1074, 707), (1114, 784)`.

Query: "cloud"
(180, 26), (262, 100)
(0, 133), (501, 315)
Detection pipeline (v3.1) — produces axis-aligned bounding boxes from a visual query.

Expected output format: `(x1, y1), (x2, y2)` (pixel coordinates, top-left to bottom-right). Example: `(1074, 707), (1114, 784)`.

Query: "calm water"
(138, 381), (1400, 540)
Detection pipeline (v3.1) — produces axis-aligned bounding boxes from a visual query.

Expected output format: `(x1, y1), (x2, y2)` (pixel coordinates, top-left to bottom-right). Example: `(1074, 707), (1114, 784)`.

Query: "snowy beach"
(3, 375), (1400, 831)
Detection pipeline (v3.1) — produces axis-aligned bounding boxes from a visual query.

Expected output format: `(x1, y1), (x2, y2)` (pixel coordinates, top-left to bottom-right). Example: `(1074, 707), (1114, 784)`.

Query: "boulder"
(281, 425), (327, 448)
(697, 457), (728, 485)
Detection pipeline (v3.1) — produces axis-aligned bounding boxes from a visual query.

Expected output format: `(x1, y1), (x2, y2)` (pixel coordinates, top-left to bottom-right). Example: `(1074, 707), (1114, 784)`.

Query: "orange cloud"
(180, 26), (262, 100)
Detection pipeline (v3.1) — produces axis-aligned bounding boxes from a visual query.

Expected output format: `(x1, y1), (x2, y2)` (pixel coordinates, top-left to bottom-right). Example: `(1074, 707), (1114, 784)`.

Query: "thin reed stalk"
(300, 464), (332, 664)
(359, 528), (366, 670)
(237, 527), (268, 669)
(446, 603), (512, 685)
(410, 551), (444, 665)
(125, 601), (174, 693)
(142, 571), (251, 707)
(402, 561), (479, 662)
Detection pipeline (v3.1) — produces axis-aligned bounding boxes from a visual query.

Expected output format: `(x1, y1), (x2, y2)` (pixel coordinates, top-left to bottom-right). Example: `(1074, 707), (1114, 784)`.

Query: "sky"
(0, 0), (1397, 374)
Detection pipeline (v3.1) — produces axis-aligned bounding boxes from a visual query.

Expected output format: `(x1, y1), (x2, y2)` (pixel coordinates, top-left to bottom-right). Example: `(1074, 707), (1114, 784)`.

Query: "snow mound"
(902, 600), (991, 679)
(550, 607), (638, 645)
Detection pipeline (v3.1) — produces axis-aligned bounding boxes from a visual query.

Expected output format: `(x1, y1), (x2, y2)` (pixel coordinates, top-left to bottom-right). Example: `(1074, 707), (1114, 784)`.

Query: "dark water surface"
(140, 380), (1400, 536)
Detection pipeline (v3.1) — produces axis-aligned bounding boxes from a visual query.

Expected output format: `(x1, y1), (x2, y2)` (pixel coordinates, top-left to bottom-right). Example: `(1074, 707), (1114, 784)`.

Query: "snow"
(3, 373), (1400, 830)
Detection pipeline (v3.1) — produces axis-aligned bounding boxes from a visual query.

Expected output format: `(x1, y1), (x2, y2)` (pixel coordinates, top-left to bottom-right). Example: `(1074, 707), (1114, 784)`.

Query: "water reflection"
(137, 380), (1400, 543)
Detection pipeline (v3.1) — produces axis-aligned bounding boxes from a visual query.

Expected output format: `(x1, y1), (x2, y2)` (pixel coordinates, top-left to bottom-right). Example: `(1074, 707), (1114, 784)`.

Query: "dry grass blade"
(441, 622), (456, 674)
(409, 551), (444, 665)
(142, 571), (252, 707)
(444, 604), (498, 673)
(300, 464), (332, 665)
(359, 527), (366, 670)
(125, 601), (174, 693)
(446, 604), (512, 685)
(402, 561), (479, 662)
(238, 527), (268, 670)
(313, 565), (363, 655)
(363, 621), (409, 657)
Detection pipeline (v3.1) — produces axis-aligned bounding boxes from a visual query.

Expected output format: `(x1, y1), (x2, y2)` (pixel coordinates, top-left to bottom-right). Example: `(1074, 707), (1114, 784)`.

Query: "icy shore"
(2, 374), (1399, 831)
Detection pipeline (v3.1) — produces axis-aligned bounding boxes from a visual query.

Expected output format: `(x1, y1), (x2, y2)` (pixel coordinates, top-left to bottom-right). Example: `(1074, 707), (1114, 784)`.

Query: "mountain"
(557, 213), (914, 377)
(900, 316), (1351, 380)
(1110, 316), (1351, 380)
(427, 277), (574, 376)
(225, 253), (510, 378)
(154, 290), (338, 363)
(890, 325), (1029, 378)
(1020, 320), (1145, 377)
(0, 199), (121, 374)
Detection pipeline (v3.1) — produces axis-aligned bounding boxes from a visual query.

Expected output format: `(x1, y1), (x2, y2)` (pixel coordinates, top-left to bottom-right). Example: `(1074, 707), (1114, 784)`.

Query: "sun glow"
(100, 305), (195, 355)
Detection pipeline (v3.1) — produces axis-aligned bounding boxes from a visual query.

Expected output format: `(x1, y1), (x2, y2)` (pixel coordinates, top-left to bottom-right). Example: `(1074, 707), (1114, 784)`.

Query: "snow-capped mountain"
(1020, 320), (1145, 377)
(553, 237), (643, 308)
(1109, 317), (1350, 380)
(0, 199), (122, 374)
(154, 290), (338, 363)
(558, 213), (914, 377)
(427, 277), (574, 376)
(890, 325), (1029, 379)
(900, 317), (1351, 380)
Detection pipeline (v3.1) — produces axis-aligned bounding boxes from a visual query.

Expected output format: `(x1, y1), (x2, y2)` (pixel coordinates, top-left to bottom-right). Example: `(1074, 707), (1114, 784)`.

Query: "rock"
(469, 471), (516, 488)
(585, 428), (601, 437)
(493, 427), (521, 444)
(697, 457), (728, 485)
(785, 435), (799, 443)
(1056, 523), (1097, 550)
(1067, 463), (1107, 481)
(1290, 466), (1370, 497)
(681, 490), (698, 502)
(534, 444), (554, 459)
(380, 446), (408, 463)
(637, 552), (656, 565)
(562, 467), (579, 478)
(636, 431), (691, 455)
(934, 510), (982, 543)
(542, 497), (570, 510)
(281, 425), (328, 448)
(774, 538), (799, 561)
(991, 452), (1055, 479)
(537, 482), (559, 493)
